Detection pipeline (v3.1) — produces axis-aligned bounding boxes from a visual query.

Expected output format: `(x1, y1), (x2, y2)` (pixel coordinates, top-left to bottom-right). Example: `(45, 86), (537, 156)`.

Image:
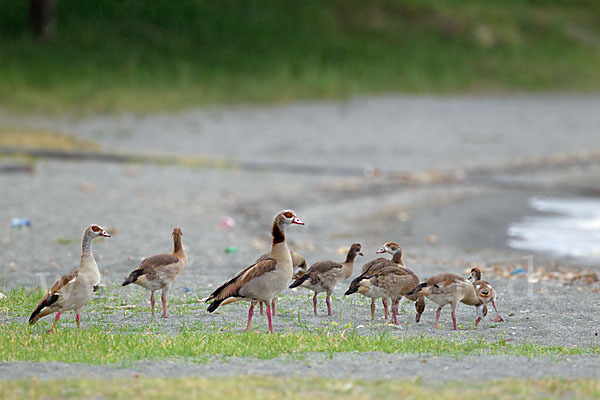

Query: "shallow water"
(508, 196), (600, 260)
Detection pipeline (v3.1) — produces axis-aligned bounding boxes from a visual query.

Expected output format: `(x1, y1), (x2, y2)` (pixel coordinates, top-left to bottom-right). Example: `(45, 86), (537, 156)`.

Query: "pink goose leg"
(391, 300), (399, 325)
(243, 304), (255, 332)
(150, 292), (156, 317)
(492, 300), (504, 322)
(271, 299), (276, 317)
(326, 294), (332, 316)
(370, 299), (376, 321)
(434, 306), (442, 328)
(76, 313), (81, 330)
(48, 312), (62, 333)
(383, 298), (389, 320)
(160, 289), (169, 318)
(451, 306), (458, 330)
(266, 305), (274, 333)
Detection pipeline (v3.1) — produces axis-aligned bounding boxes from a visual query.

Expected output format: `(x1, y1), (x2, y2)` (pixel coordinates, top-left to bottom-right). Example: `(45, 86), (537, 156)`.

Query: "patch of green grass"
(2, 287), (598, 364)
(1, 321), (597, 364)
(0, 0), (599, 113)
(2, 377), (600, 399)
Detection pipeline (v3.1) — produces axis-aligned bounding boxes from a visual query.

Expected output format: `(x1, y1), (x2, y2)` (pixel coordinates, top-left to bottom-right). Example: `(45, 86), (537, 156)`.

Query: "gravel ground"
(2, 354), (599, 382)
(1, 95), (600, 381)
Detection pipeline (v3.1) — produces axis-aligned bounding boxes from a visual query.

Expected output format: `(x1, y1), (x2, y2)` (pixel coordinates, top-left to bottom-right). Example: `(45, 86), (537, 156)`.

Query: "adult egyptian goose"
(221, 250), (307, 316)
(205, 210), (304, 333)
(407, 273), (484, 330)
(468, 267), (504, 323)
(289, 243), (362, 316)
(29, 224), (111, 331)
(122, 228), (187, 319)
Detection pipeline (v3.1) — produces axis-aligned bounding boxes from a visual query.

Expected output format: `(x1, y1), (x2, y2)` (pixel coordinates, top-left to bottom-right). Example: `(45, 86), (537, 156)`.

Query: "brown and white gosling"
(344, 245), (397, 320)
(122, 228), (187, 319)
(29, 224), (111, 331)
(289, 243), (363, 316)
(376, 242), (426, 322)
(205, 210), (304, 333)
(407, 273), (484, 330)
(469, 267), (504, 323)
(345, 242), (424, 322)
(350, 265), (425, 325)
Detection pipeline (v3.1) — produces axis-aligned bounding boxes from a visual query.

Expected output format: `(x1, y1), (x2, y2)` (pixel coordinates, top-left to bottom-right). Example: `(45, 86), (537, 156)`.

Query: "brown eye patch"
(283, 211), (293, 218)
(91, 225), (101, 232)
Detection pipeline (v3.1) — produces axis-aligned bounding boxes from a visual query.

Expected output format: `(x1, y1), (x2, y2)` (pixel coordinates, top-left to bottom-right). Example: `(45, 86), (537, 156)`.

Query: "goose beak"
(376, 249), (385, 254)
(359, 252), (364, 256)
(292, 217), (304, 225)
(101, 230), (111, 237)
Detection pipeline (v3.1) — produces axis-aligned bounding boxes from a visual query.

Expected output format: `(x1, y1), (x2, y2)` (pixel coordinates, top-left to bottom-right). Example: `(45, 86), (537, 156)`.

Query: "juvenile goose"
(345, 243), (425, 324)
(221, 250), (307, 316)
(122, 228), (187, 319)
(469, 267), (504, 323)
(375, 242), (426, 322)
(344, 260), (394, 320)
(289, 243), (362, 316)
(205, 210), (304, 333)
(344, 242), (409, 321)
(407, 273), (484, 330)
(29, 224), (111, 331)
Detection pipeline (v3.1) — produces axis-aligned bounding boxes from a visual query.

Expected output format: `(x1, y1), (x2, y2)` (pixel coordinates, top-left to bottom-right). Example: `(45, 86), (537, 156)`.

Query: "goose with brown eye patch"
(289, 243), (363, 316)
(468, 267), (504, 323)
(220, 249), (308, 316)
(205, 210), (304, 333)
(122, 228), (187, 319)
(29, 224), (110, 332)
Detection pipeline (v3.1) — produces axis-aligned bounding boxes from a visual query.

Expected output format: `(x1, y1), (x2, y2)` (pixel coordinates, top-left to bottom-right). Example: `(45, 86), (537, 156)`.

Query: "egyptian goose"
(205, 210), (304, 333)
(289, 243), (362, 316)
(345, 242), (414, 321)
(349, 270), (425, 325)
(375, 242), (425, 322)
(344, 256), (394, 320)
(407, 273), (484, 330)
(469, 267), (504, 323)
(220, 250), (307, 316)
(122, 228), (187, 319)
(29, 224), (111, 331)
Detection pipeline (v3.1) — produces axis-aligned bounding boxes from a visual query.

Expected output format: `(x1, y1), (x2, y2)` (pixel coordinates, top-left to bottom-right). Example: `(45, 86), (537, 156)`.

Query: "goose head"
(376, 242), (402, 256)
(86, 224), (111, 238)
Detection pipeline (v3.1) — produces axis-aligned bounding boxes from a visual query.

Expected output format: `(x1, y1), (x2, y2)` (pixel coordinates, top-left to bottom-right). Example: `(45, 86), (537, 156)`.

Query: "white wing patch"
(67, 277), (77, 285)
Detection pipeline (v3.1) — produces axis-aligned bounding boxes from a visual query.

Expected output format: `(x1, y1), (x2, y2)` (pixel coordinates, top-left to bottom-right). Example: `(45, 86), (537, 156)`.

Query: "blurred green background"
(1, 0), (599, 113)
